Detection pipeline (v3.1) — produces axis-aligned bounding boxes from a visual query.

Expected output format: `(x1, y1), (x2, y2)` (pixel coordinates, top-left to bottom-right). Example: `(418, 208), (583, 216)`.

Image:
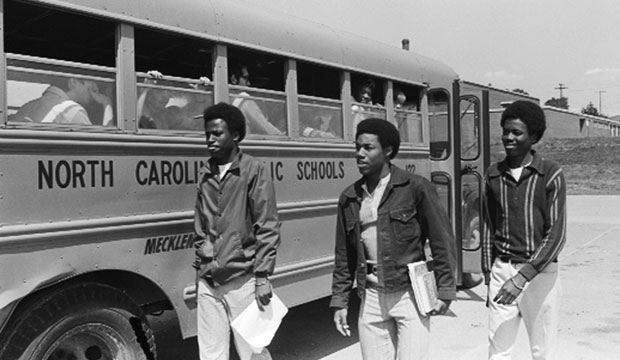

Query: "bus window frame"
(459, 95), (481, 162)
(461, 170), (482, 252)
(5, 53), (118, 130)
(431, 171), (453, 217)
(297, 94), (344, 142)
(136, 72), (213, 135)
(228, 83), (288, 138)
(428, 88), (452, 161)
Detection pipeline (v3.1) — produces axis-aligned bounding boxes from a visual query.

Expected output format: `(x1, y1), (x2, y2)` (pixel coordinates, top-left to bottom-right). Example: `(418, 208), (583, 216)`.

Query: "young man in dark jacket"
(330, 118), (456, 360)
(194, 102), (280, 360)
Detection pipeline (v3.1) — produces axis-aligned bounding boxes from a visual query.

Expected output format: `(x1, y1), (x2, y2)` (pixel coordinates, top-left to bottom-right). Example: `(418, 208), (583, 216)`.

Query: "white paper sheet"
(231, 293), (288, 360)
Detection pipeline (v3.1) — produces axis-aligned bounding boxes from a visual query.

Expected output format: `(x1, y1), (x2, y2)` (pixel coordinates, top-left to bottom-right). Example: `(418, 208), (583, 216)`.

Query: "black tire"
(0, 282), (156, 360)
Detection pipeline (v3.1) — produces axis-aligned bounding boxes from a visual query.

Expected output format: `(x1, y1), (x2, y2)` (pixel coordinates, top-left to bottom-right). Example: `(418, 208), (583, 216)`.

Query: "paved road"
(150, 195), (620, 359)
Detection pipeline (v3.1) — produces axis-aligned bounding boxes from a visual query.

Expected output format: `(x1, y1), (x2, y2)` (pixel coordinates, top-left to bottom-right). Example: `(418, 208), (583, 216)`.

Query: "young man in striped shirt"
(482, 100), (566, 360)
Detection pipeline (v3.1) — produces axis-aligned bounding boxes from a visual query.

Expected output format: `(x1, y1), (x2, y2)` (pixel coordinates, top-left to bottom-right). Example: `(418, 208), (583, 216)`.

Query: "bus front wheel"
(0, 282), (156, 360)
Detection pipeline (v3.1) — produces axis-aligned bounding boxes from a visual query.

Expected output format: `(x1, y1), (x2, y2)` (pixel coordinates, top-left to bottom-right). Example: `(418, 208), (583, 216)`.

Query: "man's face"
(237, 67), (251, 87)
(205, 118), (238, 162)
(355, 133), (390, 176)
(502, 118), (534, 159)
(357, 86), (372, 104)
(71, 80), (98, 105)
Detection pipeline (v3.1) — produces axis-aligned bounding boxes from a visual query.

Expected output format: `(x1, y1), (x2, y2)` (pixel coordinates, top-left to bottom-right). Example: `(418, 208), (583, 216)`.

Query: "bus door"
(428, 85), (461, 283)
(456, 87), (490, 287)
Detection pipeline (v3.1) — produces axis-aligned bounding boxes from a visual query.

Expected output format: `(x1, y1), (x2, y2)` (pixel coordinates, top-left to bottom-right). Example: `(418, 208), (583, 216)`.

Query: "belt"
(366, 262), (378, 276)
(497, 255), (526, 264)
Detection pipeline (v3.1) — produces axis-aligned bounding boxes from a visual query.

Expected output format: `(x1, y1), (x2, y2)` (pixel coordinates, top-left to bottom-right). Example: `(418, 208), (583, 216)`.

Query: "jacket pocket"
(389, 207), (419, 241)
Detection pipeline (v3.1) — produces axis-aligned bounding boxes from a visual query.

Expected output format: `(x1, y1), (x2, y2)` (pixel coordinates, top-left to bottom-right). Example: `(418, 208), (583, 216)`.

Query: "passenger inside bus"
(229, 64), (283, 136)
(137, 70), (209, 131)
(393, 89), (418, 111)
(394, 88), (422, 143)
(394, 89), (407, 109)
(11, 77), (113, 126)
(301, 110), (338, 139)
(352, 78), (377, 127)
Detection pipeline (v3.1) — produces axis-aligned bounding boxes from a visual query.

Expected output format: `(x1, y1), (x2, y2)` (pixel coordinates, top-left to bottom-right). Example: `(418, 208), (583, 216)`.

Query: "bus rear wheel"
(0, 282), (156, 360)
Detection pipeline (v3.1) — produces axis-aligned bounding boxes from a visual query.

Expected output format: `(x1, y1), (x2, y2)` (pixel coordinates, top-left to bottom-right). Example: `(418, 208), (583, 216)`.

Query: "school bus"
(0, 0), (510, 358)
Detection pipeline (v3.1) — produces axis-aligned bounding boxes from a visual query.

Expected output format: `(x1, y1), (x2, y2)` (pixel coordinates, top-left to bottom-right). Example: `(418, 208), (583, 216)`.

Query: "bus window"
(429, 90), (451, 160)
(462, 172), (482, 251)
(228, 48), (287, 136)
(460, 96), (480, 160)
(393, 83), (423, 144)
(135, 28), (214, 132)
(4, 1), (116, 127)
(297, 62), (343, 139)
(431, 172), (451, 216)
(351, 74), (386, 126)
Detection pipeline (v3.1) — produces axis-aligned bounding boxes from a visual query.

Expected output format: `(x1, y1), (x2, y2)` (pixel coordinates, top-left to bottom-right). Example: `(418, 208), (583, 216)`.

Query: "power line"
(555, 83), (568, 98)
(598, 90), (606, 113)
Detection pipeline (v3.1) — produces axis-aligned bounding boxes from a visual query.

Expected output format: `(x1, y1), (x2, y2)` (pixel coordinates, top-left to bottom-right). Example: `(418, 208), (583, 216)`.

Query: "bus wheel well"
(0, 282), (157, 360)
(70, 270), (174, 314)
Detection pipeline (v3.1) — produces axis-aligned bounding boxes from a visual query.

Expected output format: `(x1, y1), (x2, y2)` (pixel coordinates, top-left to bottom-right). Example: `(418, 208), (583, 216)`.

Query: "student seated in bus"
(351, 79), (378, 127)
(301, 110), (338, 139)
(12, 77), (113, 125)
(394, 89), (407, 109)
(137, 71), (209, 131)
(229, 64), (283, 136)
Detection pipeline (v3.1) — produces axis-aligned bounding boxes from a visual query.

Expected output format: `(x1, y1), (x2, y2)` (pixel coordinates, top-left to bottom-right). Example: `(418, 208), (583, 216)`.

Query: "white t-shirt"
(218, 162), (232, 181)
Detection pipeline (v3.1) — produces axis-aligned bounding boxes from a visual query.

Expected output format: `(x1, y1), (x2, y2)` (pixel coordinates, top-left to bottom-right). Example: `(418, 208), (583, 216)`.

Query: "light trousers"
(488, 259), (561, 360)
(358, 285), (430, 360)
(197, 274), (271, 360)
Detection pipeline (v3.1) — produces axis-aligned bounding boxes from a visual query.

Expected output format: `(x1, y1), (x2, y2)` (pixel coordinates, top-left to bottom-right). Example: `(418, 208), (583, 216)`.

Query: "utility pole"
(555, 83), (568, 98)
(597, 90), (606, 114)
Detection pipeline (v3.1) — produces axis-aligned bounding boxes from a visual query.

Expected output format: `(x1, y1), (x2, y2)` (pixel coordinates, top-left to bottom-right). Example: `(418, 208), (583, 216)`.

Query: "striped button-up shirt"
(482, 150), (567, 281)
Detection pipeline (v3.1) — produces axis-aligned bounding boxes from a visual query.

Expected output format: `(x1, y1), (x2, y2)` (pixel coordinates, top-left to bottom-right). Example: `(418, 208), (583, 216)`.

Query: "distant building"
(462, 81), (620, 141)
(543, 106), (620, 138)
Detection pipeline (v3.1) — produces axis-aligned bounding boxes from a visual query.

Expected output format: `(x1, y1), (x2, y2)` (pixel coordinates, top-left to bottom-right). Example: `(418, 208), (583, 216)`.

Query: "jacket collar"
(202, 148), (242, 175)
(488, 150), (545, 178)
(343, 164), (409, 199)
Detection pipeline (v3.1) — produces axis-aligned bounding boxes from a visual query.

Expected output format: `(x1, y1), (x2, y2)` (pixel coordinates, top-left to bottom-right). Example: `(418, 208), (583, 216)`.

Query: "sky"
(254, 0), (620, 117)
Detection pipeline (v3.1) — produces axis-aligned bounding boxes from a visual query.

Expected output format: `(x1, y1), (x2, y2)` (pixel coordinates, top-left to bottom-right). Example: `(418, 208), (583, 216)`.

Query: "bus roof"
(43, 0), (458, 87)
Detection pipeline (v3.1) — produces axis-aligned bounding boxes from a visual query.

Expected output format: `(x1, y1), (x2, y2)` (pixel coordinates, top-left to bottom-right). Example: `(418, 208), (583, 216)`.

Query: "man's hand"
(190, 76), (211, 89)
(429, 299), (451, 316)
(90, 90), (111, 107)
(255, 277), (272, 311)
(333, 308), (351, 336)
(493, 273), (526, 305)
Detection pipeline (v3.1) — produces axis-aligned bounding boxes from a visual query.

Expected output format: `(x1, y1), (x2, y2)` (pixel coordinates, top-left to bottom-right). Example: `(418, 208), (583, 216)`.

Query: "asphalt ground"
(151, 195), (620, 359)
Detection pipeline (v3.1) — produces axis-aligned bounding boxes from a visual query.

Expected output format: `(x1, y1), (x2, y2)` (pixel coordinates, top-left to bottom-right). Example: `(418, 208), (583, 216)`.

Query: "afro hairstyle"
(202, 102), (246, 142)
(355, 118), (401, 159)
(500, 100), (546, 143)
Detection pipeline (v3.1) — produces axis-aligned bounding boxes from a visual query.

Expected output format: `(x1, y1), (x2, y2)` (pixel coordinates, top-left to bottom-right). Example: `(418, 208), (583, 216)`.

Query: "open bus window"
(297, 62), (343, 139)
(227, 47), (287, 136)
(394, 82), (423, 144)
(350, 74), (386, 127)
(135, 28), (215, 132)
(7, 57), (116, 127)
(4, 0), (117, 127)
(429, 90), (451, 160)
(298, 99), (342, 139)
(136, 75), (212, 131)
